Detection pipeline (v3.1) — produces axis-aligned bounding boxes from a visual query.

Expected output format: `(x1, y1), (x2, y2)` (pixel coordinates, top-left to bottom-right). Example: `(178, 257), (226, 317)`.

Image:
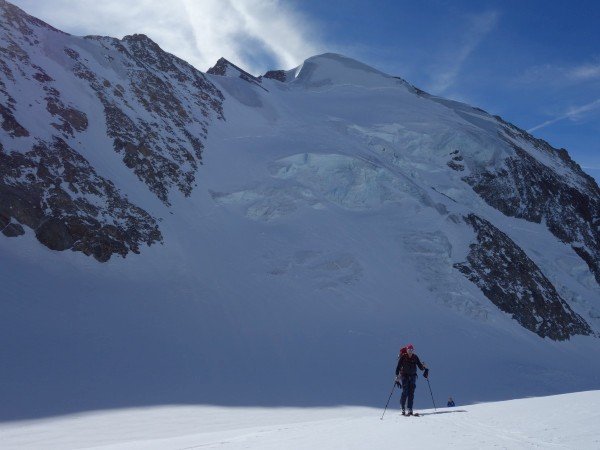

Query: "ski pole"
(426, 377), (437, 412)
(380, 382), (397, 420)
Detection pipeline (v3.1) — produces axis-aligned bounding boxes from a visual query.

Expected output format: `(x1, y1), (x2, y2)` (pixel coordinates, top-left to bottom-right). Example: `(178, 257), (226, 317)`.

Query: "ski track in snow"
(1, 391), (599, 449)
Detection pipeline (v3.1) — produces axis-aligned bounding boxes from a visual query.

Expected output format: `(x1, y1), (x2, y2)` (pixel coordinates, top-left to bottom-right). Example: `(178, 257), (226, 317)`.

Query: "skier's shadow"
(418, 409), (467, 416)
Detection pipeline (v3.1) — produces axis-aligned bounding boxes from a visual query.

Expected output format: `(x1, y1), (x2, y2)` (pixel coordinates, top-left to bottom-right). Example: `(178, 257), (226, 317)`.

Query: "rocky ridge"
(207, 57), (265, 90)
(0, 0), (224, 260)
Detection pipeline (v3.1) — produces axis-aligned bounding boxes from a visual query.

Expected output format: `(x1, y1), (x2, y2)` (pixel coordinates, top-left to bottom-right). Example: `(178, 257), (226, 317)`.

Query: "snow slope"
(1, 2), (599, 422)
(2, 391), (599, 449)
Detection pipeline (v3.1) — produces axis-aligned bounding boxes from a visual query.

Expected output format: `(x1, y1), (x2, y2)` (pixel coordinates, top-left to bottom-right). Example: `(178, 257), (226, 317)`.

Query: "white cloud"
(568, 62), (600, 81)
(11, 0), (324, 74)
(527, 98), (600, 132)
(517, 59), (600, 85)
(428, 10), (499, 94)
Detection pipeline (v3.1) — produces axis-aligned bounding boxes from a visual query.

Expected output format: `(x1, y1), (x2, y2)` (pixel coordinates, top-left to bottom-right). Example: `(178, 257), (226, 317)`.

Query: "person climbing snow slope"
(394, 344), (428, 416)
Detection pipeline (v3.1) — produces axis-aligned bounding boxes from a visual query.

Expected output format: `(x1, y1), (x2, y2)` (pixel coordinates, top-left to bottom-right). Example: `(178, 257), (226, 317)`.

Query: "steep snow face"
(258, 54), (600, 299)
(1, 0), (600, 422)
(204, 65), (600, 341)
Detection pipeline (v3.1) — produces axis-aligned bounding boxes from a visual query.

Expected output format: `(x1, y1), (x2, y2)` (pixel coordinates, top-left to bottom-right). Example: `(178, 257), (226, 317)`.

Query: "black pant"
(400, 374), (417, 410)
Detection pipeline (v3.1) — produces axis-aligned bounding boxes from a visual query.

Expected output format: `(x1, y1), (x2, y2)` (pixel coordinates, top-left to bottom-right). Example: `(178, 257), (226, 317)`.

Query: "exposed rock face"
(263, 70), (287, 82)
(0, 101), (28, 137)
(0, 1), (224, 260)
(69, 33), (225, 204)
(465, 121), (600, 285)
(455, 214), (592, 340)
(0, 139), (161, 261)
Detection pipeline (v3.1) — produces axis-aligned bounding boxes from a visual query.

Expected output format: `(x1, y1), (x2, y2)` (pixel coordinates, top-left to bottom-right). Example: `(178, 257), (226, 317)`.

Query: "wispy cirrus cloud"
(568, 62), (600, 81)
(427, 10), (499, 94)
(527, 98), (600, 132)
(518, 57), (600, 133)
(181, 0), (324, 73)
(517, 58), (600, 85)
(11, 0), (324, 74)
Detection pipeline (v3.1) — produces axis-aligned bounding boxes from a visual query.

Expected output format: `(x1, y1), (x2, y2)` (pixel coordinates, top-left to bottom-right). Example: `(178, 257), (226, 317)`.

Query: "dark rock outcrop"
(35, 217), (73, 250)
(1, 221), (23, 237)
(0, 101), (28, 136)
(455, 214), (592, 341)
(263, 70), (287, 82)
(0, 139), (162, 261)
(447, 149), (465, 171)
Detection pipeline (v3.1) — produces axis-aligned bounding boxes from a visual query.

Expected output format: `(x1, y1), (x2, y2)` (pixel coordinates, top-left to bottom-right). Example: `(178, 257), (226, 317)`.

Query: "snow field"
(1, 390), (599, 449)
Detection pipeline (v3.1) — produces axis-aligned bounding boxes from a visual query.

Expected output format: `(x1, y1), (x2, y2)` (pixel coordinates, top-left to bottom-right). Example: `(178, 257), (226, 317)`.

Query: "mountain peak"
(286, 52), (408, 89)
(0, 0), (66, 35)
(207, 57), (262, 86)
(122, 33), (158, 46)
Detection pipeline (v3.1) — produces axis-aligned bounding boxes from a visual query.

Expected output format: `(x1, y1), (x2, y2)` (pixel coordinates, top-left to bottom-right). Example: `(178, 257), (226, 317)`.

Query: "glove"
(394, 376), (401, 388)
(423, 368), (429, 379)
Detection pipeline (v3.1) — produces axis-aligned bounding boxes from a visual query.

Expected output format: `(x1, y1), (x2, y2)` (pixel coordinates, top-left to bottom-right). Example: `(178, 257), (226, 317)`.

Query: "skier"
(394, 343), (428, 416)
(447, 396), (455, 407)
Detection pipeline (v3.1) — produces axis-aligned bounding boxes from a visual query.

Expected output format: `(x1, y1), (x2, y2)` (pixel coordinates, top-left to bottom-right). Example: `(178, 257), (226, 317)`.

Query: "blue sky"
(12, 0), (600, 181)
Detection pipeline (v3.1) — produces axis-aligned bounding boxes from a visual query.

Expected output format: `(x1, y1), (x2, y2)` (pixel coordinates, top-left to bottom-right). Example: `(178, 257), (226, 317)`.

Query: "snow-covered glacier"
(1, 0), (599, 422)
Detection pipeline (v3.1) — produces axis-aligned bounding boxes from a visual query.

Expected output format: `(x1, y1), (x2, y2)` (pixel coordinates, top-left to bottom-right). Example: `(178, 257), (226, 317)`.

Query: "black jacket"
(395, 353), (425, 376)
